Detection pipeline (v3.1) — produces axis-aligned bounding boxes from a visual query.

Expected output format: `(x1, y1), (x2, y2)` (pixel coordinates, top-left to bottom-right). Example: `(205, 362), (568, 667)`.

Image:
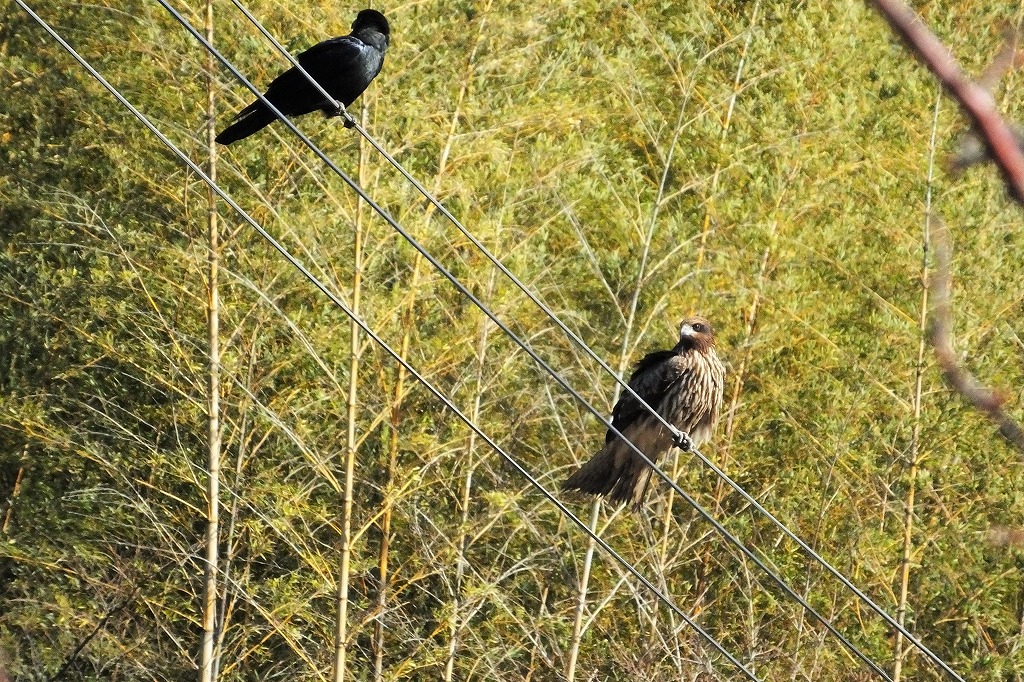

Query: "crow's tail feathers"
(215, 102), (276, 145)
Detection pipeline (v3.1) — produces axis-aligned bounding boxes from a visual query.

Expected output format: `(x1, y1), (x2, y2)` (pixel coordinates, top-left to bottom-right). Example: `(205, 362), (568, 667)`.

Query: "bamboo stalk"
(371, 258), (415, 681)
(334, 99), (369, 682)
(694, 0), (760, 296)
(372, 419), (397, 682)
(0, 447), (24, 534)
(443, 458), (476, 681)
(444, 298), (494, 680)
(387, 15), (493, 677)
(566, 500), (600, 681)
(199, 0), (220, 677)
(894, 88), (941, 682)
(213, 343), (257, 681)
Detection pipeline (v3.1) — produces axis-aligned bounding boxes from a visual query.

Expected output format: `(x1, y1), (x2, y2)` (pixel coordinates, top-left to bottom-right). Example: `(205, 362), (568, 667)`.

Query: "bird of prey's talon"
(672, 432), (693, 451)
(343, 116), (356, 129)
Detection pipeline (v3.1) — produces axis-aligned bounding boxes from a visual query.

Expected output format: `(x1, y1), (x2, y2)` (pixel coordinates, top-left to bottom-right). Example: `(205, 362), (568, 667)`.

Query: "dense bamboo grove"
(4, 1), (1024, 679)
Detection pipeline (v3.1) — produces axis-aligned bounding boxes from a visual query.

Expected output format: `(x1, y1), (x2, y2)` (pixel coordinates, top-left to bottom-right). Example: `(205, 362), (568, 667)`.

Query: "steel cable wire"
(11, 4), (762, 677)
(218, 6), (964, 681)
(164, 4), (902, 678)
(144, 3), (946, 678)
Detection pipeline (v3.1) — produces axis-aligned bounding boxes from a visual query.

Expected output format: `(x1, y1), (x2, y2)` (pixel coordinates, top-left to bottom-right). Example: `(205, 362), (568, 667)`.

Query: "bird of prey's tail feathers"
(562, 418), (672, 509)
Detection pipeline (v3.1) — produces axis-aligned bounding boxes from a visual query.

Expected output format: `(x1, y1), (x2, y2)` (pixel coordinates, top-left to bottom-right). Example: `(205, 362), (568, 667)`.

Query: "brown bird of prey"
(563, 316), (726, 509)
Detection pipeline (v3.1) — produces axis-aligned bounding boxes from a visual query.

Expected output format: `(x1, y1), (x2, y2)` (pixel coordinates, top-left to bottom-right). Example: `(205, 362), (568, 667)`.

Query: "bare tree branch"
(876, 1), (1024, 450)
(929, 219), (1024, 450)
(873, 0), (1024, 202)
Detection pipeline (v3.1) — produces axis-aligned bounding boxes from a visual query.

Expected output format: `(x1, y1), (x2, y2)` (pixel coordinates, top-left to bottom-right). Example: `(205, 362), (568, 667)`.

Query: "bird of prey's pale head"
(677, 315), (716, 353)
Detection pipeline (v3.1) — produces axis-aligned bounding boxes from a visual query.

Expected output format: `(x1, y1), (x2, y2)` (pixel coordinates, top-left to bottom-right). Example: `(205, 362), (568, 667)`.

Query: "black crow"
(216, 8), (390, 145)
(563, 317), (726, 509)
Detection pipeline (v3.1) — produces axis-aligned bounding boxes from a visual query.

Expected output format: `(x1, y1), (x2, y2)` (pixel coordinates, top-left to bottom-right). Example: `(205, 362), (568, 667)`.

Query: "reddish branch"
(929, 220), (1024, 450)
(873, 1), (1024, 452)
(874, 0), (1024, 203)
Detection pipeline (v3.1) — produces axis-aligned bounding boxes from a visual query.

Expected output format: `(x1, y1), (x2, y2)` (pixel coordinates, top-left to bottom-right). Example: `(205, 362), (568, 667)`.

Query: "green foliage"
(5, 0), (1024, 680)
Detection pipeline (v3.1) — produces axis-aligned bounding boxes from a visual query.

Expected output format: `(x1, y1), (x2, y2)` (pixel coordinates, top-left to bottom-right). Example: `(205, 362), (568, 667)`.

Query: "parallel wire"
(18, 1), (962, 679)
(350, 51), (960, 682)
(222, 6), (965, 681)
(11, 4), (761, 678)
(163, 4), (900, 679)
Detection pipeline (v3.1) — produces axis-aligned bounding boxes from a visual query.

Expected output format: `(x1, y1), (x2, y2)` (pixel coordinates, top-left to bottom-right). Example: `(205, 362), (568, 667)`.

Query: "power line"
(11, 3), (759, 679)
(217, 6), (965, 681)
(161, 4), (900, 679)
(19, 1), (962, 678)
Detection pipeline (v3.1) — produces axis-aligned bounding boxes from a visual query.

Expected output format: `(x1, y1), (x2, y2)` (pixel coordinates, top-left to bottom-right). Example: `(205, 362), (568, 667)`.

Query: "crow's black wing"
(295, 36), (366, 78)
(605, 350), (680, 444)
(295, 35), (384, 106)
(255, 37), (352, 115)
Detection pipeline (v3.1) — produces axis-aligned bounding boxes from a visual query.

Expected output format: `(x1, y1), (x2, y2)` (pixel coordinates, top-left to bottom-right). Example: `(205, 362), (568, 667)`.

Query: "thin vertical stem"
(367, 95), (394, 682)
(443, 453), (476, 681)
(373, 470), (393, 682)
(439, 50), (499, 664)
(369, 21), (479, 659)
(380, 14), (491, 674)
(894, 88), (941, 682)
(650, 449), (682, 655)
(372, 386), (396, 682)
(1, 458), (25, 534)
(199, 0), (220, 678)
(213, 344), (257, 682)
(444, 279), (496, 680)
(371, 253), (416, 680)
(566, 499), (600, 681)
(334, 106), (367, 682)
(524, 583), (551, 682)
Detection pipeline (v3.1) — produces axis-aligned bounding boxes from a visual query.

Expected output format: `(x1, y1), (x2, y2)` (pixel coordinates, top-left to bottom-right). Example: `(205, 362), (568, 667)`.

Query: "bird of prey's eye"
(692, 323), (707, 333)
